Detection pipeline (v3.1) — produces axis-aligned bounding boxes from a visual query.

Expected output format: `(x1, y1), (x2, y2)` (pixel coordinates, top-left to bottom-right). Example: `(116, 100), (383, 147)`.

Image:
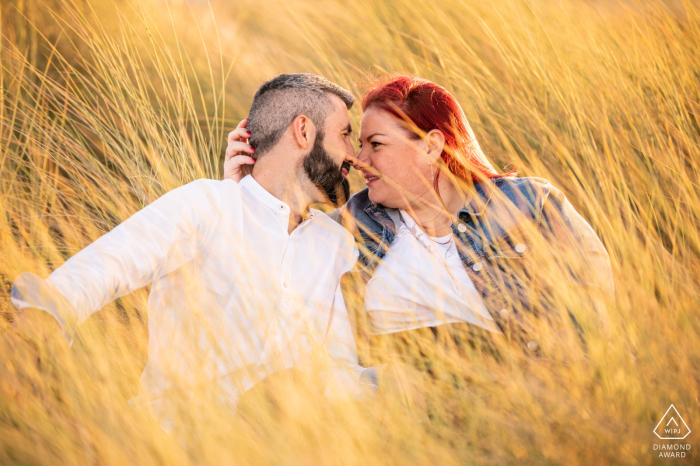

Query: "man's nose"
(344, 151), (362, 170)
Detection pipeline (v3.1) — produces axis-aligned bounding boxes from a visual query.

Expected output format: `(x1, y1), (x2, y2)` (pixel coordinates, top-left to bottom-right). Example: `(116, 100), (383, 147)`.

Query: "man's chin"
(323, 180), (350, 208)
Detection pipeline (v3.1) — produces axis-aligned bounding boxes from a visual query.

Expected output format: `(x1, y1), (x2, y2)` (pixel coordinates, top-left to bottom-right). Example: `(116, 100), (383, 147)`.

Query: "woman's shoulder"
(493, 176), (559, 201)
(495, 175), (552, 190)
(491, 177), (582, 223)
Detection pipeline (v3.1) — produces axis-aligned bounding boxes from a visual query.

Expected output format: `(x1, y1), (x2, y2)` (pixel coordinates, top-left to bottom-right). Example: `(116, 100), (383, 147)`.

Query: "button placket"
(280, 233), (296, 292)
(459, 225), (513, 329)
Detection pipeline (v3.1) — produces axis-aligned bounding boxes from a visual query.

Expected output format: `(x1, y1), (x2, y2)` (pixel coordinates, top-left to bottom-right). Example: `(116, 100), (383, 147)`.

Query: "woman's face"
(357, 106), (438, 209)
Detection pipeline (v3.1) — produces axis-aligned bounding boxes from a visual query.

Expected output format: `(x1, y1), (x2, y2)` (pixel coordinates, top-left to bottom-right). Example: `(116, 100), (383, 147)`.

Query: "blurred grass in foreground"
(1, 0), (699, 464)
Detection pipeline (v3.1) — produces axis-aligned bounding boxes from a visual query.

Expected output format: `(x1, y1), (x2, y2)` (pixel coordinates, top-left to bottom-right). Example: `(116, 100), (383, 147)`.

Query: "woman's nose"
(354, 147), (371, 170)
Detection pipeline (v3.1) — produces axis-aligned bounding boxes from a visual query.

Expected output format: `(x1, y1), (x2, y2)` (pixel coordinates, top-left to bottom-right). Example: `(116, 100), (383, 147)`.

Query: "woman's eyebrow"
(366, 133), (385, 141)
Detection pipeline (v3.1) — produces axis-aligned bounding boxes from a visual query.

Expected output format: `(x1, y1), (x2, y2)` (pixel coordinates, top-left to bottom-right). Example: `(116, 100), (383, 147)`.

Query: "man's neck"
(251, 156), (315, 233)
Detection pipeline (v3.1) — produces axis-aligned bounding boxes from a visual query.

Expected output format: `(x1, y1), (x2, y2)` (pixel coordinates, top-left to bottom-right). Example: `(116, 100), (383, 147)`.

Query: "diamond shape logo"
(654, 404), (691, 440)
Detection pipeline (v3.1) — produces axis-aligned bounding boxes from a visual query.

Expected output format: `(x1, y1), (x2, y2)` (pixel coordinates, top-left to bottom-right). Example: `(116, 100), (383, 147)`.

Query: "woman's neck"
(402, 174), (475, 237)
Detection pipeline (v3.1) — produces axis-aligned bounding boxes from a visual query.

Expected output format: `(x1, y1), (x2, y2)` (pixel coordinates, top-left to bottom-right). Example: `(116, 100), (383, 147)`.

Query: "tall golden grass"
(1, 0), (699, 463)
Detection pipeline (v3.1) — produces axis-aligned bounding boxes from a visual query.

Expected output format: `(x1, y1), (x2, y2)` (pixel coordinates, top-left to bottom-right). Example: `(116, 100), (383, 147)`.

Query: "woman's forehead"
(360, 106), (403, 137)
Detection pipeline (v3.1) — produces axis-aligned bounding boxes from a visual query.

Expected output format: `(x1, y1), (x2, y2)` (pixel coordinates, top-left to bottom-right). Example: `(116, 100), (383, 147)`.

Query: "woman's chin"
(368, 189), (399, 209)
(367, 187), (383, 205)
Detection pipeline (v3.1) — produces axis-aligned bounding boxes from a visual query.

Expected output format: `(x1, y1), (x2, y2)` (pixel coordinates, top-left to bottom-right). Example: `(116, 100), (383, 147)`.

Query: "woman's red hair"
(361, 74), (516, 184)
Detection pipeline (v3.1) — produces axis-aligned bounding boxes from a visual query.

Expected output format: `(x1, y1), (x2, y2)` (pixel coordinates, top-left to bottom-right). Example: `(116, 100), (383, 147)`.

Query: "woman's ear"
(425, 129), (445, 163)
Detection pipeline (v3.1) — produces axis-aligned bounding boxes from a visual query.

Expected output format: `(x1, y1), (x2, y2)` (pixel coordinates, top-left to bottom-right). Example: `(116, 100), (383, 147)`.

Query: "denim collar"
(462, 177), (498, 218)
(363, 202), (399, 235)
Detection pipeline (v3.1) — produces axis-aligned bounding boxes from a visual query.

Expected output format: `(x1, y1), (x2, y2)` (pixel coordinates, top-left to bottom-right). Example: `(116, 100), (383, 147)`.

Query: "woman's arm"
(538, 185), (614, 313)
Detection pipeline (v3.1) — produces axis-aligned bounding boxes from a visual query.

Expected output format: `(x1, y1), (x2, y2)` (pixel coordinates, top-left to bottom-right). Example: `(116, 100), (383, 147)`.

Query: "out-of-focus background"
(1, 0), (699, 464)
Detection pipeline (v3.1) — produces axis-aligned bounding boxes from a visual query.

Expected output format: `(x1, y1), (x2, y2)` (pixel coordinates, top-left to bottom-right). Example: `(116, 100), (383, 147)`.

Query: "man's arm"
(321, 282), (378, 399)
(11, 179), (224, 342)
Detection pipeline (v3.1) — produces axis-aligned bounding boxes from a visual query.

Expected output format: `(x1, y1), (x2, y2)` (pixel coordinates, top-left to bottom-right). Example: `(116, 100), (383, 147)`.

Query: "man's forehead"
(327, 93), (352, 118)
(327, 105), (352, 132)
(327, 92), (351, 108)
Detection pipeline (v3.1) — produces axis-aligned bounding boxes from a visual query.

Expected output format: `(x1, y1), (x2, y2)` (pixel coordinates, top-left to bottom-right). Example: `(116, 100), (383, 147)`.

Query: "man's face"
(302, 94), (356, 206)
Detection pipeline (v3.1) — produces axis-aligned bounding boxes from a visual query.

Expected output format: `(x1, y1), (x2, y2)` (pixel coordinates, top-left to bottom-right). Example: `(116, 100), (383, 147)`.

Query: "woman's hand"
(224, 118), (256, 182)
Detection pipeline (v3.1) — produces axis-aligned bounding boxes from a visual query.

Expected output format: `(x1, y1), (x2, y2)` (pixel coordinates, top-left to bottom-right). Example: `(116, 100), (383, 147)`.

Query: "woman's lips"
(364, 175), (380, 185)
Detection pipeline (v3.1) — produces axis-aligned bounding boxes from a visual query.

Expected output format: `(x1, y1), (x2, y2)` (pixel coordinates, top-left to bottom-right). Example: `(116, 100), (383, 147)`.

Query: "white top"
(364, 209), (502, 336)
(12, 175), (366, 417)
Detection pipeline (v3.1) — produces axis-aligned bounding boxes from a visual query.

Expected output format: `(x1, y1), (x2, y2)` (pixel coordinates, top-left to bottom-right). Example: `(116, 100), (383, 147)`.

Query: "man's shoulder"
(185, 178), (240, 192)
(307, 209), (359, 263)
(146, 179), (242, 218)
(170, 178), (241, 200)
(310, 209), (354, 237)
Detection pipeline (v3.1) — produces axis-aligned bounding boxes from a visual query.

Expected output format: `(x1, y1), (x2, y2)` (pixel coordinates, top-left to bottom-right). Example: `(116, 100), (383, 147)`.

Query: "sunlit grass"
(1, 0), (699, 464)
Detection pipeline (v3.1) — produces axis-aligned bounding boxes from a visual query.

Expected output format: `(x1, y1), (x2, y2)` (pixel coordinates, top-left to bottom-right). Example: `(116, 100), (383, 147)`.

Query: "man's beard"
(302, 131), (350, 207)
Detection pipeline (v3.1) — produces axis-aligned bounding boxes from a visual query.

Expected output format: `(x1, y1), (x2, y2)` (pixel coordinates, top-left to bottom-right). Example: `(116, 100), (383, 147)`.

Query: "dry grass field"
(1, 0), (699, 464)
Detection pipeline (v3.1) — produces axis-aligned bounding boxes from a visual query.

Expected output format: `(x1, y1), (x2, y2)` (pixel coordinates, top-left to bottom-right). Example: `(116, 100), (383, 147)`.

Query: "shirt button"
(283, 282), (288, 288)
(527, 340), (538, 351)
(515, 243), (527, 253)
(472, 261), (483, 272)
(499, 308), (510, 319)
(279, 205), (285, 210)
(457, 223), (467, 233)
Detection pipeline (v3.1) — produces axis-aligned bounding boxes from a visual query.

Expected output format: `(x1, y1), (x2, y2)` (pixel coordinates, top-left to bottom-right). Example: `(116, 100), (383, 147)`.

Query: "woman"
(224, 75), (614, 373)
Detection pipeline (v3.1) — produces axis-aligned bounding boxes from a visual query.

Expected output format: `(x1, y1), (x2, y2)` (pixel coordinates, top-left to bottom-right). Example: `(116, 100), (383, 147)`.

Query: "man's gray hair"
(247, 73), (354, 156)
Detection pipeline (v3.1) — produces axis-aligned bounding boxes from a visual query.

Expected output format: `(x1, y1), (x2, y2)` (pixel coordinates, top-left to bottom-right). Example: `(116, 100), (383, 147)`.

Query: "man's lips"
(341, 167), (349, 177)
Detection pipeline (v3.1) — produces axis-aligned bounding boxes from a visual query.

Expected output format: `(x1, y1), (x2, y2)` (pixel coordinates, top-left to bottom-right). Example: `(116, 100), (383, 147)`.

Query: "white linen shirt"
(12, 175), (363, 412)
(363, 209), (502, 336)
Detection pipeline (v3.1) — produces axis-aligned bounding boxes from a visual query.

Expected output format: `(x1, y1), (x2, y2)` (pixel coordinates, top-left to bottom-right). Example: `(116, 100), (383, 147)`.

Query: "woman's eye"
(371, 142), (382, 148)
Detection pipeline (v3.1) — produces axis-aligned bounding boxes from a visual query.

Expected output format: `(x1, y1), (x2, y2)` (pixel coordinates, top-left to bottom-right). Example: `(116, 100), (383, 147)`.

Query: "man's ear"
(425, 129), (445, 163)
(291, 115), (315, 150)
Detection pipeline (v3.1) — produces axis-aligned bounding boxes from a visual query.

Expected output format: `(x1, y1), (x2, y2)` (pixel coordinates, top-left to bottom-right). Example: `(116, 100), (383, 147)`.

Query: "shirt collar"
(398, 209), (451, 253)
(239, 175), (290, 214)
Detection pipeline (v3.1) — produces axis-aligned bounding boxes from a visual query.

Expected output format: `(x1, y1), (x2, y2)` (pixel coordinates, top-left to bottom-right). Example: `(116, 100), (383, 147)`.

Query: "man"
(11, 73), (368, 425)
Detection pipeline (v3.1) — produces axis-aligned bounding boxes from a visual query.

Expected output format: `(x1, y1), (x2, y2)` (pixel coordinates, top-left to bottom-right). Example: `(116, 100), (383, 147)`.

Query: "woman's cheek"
(378, 178), (404, 208)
